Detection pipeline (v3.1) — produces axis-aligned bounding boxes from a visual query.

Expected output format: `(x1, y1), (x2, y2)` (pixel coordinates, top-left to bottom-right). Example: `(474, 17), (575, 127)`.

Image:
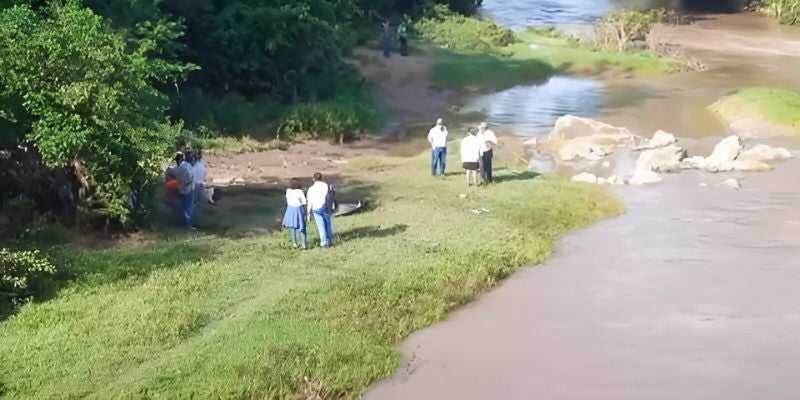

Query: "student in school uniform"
(282, 178), (308, 249)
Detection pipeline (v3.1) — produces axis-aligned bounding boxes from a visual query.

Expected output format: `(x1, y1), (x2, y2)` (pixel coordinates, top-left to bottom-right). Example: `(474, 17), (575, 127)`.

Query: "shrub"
(414, 4), (517, 52)
(277, 93), (380, 144)
(760, 0), (800, 24)
(1, 248), (59, 310)
(595, 9), (665, 51)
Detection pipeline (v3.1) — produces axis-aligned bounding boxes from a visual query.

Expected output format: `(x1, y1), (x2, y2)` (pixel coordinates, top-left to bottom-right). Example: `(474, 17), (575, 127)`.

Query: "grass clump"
(0, 148), (620, 398)
(710, 87), (800, 134)
(414, 4), (517, 52)
(277, 92), (382, 144)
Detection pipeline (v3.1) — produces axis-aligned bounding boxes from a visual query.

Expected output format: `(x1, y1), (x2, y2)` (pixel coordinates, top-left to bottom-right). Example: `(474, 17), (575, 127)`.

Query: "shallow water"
(480, 0), (615, 29)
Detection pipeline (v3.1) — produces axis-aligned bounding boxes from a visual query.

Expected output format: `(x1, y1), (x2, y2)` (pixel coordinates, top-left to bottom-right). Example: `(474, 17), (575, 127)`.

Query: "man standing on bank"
(477, 122), (497, 184)
(307, 172), (335, 247)
(428, 118), (448, 176)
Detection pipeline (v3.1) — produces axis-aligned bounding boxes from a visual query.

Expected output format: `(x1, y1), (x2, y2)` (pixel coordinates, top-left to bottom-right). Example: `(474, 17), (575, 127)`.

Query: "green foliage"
(414, 4), (517, 52)
(0, 2), (192, 224)
(760, 0), (800, 24)
(595, 9), (665, 51)
(278, 93), (381, 143)
(172, 89), (282, 136)
(0, 248), (59, 310)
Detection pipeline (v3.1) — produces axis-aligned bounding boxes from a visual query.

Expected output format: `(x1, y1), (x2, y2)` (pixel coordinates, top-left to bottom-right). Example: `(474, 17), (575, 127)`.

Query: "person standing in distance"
(428, 118), (448, 176)
(460, 127), (481, 186)
(307, 172), (335, 247)
(477, 122), (497, 184)
(175, 152), (196, 230)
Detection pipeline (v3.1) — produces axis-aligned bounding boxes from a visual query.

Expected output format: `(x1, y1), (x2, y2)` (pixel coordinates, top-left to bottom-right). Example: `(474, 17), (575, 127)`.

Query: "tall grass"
(0, 149), (620, 398)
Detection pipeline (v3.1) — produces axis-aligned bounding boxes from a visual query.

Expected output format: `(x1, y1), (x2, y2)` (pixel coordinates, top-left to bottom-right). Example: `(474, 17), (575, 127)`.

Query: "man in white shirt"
(175, 152), (196, 230)
(477, 122), (498, 184)
(191, 149), (208, 204)
(306, 172), (335, 247)
(427, 118), (448, 176)
(460, 127), (481, 186)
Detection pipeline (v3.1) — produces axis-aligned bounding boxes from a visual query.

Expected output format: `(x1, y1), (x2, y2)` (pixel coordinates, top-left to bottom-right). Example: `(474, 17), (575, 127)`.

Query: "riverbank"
(0, 149), (620, 398)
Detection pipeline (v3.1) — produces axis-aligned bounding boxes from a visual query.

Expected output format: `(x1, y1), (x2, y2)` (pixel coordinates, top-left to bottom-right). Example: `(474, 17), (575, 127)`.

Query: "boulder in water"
(737, 144), (793, 164)
(571, 172), (599, 184)
(558, 139), (613, 161)
(717, 178), (741, 190)
(704, 135), (743, 171)
(637, 130), (678, 150)
(635, 145), (688, 173)
(549, 115), (638, 143)
(629, 169), (662, 185)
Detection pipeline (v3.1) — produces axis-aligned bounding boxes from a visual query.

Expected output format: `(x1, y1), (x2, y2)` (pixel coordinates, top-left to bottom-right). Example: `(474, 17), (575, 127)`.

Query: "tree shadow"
(493, 170), (541, 183)
(337, 224), (408, 242)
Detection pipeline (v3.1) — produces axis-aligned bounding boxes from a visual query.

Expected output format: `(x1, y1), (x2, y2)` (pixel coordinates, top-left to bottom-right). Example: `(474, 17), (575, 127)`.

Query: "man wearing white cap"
(477, 122), (497, 184)
(427, 118), (448, 176)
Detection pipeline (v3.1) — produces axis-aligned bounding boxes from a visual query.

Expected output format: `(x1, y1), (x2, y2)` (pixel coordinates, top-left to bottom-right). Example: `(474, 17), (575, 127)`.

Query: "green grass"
(0, 148), (621, 398)
(710, 87), (800, 134)
(431, 30), (685, 91)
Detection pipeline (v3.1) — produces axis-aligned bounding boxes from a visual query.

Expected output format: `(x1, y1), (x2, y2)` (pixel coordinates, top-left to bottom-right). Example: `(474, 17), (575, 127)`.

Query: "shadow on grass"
(493, 170), (541, 183)
(337, 224), (408, 242)
(431, 49), (556, 92)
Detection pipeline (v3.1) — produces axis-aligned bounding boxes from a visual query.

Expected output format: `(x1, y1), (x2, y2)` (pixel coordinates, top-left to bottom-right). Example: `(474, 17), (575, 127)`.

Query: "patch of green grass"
(0, 147), (621, 398)
(709, 87), (800, 134)
(430, 30), (684, 91)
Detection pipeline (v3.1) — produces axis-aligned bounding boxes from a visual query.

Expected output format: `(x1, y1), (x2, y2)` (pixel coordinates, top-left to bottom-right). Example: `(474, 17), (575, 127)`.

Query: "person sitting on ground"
(283, 178), (308, 249)
(428, 118), (448, 176)
(477, 122), (498, 184)
(460, 127), (481, 187)
(306, 172), (335, 247)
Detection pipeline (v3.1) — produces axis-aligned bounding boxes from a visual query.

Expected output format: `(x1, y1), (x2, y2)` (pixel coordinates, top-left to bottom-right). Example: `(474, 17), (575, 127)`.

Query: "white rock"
(597, 177), (607, 185)
(629, 169), (662, 185)
(571, 172), (599, 184)
(732, 160), (773, 172)
(699, 182), (708, 187)
(549, 115), (638, 142)
(680, 156), (707, 170)
(635, 145), (688, 173)
(717, 178), (741, 190)
(705, 135), (743, 167)
(212, 176), (235, 185)
(607, 175), (626, 185)
(639, 130), (678, 149)
(559, 139), (613, 161)
(738, 144), (793, 164)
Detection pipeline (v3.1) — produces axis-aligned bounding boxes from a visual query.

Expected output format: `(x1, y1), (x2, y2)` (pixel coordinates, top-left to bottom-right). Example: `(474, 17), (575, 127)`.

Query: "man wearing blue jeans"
(428, 118), (448, 176)
(307, 172), (334, 247)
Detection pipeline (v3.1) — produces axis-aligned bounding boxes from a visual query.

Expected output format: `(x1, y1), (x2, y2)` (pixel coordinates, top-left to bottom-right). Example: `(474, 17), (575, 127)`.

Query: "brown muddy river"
(367, 2), (800, 399)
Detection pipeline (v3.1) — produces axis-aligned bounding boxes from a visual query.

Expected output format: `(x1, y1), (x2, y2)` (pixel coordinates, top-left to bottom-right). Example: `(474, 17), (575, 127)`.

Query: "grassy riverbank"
(0, 148), (620, 398)
(710, 87), (800, 135)
(430, 29), (685, 91)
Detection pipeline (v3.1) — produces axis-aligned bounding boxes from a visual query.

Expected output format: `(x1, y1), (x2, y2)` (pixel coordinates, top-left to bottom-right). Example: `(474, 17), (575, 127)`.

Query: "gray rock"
(635, 145), (688, 173)
(629, 169), (662, 185)
(738, 144), (793, 164)
(717, 178), (741, 190)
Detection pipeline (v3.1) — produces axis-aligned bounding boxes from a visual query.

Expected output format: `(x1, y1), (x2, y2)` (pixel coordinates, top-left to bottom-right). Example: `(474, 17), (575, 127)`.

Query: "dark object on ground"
(333, 201), (365, 217)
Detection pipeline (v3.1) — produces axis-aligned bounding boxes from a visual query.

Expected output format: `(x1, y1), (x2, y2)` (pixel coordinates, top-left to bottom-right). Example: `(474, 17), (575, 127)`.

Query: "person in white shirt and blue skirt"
(283, 178), (308, 249)
(428, 118), (448, 176)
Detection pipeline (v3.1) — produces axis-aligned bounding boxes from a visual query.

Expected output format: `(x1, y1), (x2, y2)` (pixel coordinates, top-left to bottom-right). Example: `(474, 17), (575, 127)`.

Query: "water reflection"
(480, 0), (614, 29)
(461, 76), (604, 137)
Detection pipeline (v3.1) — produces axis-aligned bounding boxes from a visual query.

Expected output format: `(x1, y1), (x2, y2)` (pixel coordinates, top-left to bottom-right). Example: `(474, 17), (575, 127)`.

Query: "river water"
(367, 2), (800, 400)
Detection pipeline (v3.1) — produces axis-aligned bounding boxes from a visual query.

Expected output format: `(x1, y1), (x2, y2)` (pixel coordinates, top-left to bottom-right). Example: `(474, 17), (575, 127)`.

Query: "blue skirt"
(282, 205), (306, 231)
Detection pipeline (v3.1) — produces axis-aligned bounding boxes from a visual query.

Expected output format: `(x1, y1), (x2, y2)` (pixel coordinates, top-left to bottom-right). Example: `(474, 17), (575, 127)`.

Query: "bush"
(595, 9), (665, 51)
(1, 248), (59, 310)
(414, 4), (517, 52)
(760, 0), (800, 24)
(277, 93), (380, 144)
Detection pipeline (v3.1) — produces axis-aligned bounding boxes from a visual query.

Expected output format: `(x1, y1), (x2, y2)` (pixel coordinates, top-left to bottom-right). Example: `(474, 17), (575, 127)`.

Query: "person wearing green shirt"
(397, 21), (409, 56)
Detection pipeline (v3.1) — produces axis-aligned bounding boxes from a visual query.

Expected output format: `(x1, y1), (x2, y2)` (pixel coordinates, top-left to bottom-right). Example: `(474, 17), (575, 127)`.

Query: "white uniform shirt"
(306, 181), (330, 211)
(192, 159), (207, 185)
(477, 129), (498, 154)
(285, 189), (307, 207)
(177, 161), (194, 195)
(428, 125), (448, 148)
(460, 135), (480, 163)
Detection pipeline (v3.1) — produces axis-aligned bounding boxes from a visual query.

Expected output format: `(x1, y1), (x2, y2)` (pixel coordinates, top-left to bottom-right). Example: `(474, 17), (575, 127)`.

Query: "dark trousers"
(481, 149), (493, 183)
(431, 147), (446, 176)
(399, 37), (408, 56)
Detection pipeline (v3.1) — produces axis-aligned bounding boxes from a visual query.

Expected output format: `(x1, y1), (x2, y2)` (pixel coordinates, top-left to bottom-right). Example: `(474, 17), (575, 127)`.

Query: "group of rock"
(528, 115), (795, 188)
